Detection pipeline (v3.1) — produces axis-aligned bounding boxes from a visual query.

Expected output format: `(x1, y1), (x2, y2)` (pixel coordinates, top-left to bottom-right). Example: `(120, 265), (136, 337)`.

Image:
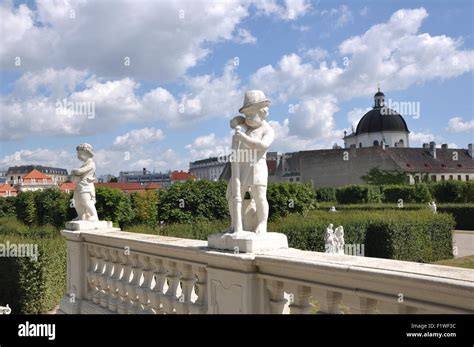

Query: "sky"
(0, 0), (473, 176)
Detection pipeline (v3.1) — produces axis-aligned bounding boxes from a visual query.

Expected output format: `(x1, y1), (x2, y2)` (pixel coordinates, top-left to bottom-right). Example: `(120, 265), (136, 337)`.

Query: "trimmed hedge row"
(316, 181), (474, 204)
(270, 210), (455, 263)
(316, 202), (474, 230)
(0, 218), (66, 314)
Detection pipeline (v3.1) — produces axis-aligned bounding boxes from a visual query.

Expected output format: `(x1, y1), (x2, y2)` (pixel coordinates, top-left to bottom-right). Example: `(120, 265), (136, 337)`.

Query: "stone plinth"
(65, 220), (118, 231)
(208, 231), (288, 253)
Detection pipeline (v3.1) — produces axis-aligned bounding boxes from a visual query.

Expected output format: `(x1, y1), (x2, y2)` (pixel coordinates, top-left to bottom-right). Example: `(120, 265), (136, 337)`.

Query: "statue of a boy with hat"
(71, 143), (98, 221)
(227, 90), (274, 234)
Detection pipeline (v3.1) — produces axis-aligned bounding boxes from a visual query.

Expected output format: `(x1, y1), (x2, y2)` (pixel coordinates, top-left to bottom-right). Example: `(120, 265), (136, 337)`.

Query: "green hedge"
(0, 218), (66, 314)
(430, 181), (474, 203)
(335, 185), (383, 204)
(382, 184), (432, 203)
(267, 182), (314, 220)
(269, 210), (454, 262)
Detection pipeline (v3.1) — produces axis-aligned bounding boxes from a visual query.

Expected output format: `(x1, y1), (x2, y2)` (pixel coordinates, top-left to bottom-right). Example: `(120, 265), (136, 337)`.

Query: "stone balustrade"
(59, 228), (474, 314)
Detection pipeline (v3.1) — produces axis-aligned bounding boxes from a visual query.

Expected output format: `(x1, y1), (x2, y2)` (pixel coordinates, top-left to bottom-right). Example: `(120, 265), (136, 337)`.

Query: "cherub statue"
(71, 143), (98, 221)
(334, 226), (345, 254)
(428, 201), (437, 214)
(325, 223), (336, 253)
(227, 90), (274, 234)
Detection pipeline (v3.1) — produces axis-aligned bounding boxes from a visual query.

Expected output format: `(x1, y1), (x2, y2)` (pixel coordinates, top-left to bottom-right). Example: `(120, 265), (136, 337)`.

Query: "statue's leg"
(252, 185), (268, 234)
(73, 191), (85, 220)
(82, 192), (98, 221)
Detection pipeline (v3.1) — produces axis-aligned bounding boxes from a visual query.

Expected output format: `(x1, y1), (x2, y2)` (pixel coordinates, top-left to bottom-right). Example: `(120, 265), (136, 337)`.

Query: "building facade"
(14, 169), (57, 192)
(119, 168), (171, 188)
(6, 165), (68, 185)
(189, 157), (227, 181)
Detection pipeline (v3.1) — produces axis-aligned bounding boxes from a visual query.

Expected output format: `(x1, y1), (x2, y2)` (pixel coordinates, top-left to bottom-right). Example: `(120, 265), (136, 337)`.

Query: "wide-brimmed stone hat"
(239, 90), (270, 113)
(76, 143), (94, 157)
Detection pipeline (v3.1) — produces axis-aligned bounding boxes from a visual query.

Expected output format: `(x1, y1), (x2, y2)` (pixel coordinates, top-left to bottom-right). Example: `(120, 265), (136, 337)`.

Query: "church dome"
(356, 108), (409, 135)
(355, 89), (409, 135)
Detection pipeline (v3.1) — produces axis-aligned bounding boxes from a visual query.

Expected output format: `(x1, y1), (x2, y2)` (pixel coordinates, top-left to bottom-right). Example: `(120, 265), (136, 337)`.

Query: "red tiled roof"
(23, 169), (53, 181)
(60, 182), (76, 191)
(0, 184), (17, 193)
(144, 183), (161, 189)
(171, 171), (196, 181)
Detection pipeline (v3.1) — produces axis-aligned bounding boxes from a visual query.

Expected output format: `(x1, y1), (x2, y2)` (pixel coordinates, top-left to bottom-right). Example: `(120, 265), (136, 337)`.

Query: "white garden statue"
(324, 223), (336, 253)
(208, 90), (288, 253)
(227, 90), (275, 234)
(428, 201), (437, 214)
(334, 226), (345, 255)
(71, 143), (98, 221)
(65, 144), (116, 231)
(325, 224), (345, 254)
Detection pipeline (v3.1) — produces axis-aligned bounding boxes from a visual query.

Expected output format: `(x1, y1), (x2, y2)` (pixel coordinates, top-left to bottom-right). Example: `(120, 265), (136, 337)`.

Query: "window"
(289, 178), (294, 182)
(431, 175), (437, 182)
(441, 175), (445, 181)
(458, 175), (462, 181)
(359, 143), (362, 148)
(414, 176), (420, 183)
(373, 140), (379, 146)
(449, 175), (454, 180)
(466, 175), (470, 181)
(296, 177), (300, 182)
(10, 176), (13, 181)
(399, 139), (404, 147)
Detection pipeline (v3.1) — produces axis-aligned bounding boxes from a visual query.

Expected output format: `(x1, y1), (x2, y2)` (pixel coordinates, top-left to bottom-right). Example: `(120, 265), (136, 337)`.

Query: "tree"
(15, 191), (37, 225)
(95, 187), (134, 227)
(131, 190), (159, 225)
(361, 167), (406, 185)
(109, 177), (118, 182)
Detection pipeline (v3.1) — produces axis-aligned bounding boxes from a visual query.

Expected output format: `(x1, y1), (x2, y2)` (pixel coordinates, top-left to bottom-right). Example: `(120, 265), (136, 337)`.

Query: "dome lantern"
(374, 85), (385, 108)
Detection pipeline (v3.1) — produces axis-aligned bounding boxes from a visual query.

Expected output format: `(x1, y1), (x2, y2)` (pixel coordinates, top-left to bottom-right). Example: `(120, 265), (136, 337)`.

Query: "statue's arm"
(73, 162), (94, 175)
(239, 127), (274, 150)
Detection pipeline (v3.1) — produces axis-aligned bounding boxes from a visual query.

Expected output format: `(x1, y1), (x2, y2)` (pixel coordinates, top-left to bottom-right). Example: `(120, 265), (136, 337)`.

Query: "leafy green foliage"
(157, 180), (228, 224)
(335, 185), (382, 204)
(382, 184), (432, 203)
(429, 181), (474, 203)
(130, 190), (159, 226)
(34, 189), (70, 228)
(0, 196), (16, 218)
(361, 167), (407, 185)
(267, 182), (314, 220)
(95, 187), (134, 228)
(14, 191), (37, 225)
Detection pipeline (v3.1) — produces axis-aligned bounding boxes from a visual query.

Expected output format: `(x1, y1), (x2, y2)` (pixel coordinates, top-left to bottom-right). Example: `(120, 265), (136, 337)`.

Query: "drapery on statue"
(227, 90), (275, 234)
(71, 143), (98, 221)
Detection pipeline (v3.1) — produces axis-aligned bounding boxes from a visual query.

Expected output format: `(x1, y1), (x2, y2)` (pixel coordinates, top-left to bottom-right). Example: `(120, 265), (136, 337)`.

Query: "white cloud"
(0, 148), (75, 170)
(409, 131), (436, 146)
(113, 128), (165, 148)
(234, 28), (257, 44)
(302, 47), (328, 62)
(446, 117), (474, 133)
(318, 5), (353, 28)
(0, 0), (249, 81)
(185, 133), (231, 160)
(0, 61), (242, 139)
(253, 0), (311, 21)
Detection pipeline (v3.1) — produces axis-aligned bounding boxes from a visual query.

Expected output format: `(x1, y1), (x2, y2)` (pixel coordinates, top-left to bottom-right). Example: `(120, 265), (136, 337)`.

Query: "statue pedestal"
(65, 220), (119, 231)
(208, 231), (288, 253)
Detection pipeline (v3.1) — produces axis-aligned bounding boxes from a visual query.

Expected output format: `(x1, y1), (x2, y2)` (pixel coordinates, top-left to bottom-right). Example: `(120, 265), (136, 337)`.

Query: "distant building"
(343, 88), (410, 149)
(14, 169), (57, 192)
(170, 171), (197, 184)
(59, 182), (161, 194)
(0, 171), (7, 184)
(6, 165), (68, 185)
(0, 183), (17, 197)
(97, 174), (116, 183)
(189, 157), (227, 181)
(272, 144), (474, 188)
(119, 168), (171, 188)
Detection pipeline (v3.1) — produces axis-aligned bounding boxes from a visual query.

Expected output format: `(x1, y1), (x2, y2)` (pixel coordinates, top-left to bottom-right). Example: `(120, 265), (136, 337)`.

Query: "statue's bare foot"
(255, 225), (267, 234)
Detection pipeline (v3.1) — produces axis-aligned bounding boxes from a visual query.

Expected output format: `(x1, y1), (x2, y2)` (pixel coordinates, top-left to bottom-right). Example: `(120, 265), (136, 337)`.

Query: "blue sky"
(0, 0), (473, 175)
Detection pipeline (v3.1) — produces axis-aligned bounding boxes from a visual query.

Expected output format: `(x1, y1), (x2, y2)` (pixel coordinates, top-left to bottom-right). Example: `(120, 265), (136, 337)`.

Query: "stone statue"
(324, 223), (336, 253)
(71, 143), (98, 221)
(208, 90), (287, 253)
(428, 201), (437, 214)
(227, 90), (275, 234)
(334, 226), (345, 255)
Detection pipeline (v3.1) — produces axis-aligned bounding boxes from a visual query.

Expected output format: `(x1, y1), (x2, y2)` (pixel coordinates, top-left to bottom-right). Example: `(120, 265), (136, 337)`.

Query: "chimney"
(382, 141), (386, 150)
(469, 144), (473, 158)
(143, 168), (147, 175)
(423, 143), (429, 149)
(441, 144), (448, 149)
(429, 142), (436, 159)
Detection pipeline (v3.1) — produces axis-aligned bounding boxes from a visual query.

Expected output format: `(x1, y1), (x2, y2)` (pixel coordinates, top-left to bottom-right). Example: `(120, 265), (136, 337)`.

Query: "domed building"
(343, 88), (410, 148)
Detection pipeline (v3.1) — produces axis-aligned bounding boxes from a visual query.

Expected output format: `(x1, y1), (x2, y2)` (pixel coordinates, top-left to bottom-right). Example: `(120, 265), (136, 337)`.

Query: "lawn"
(432, 255), (474, 269)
